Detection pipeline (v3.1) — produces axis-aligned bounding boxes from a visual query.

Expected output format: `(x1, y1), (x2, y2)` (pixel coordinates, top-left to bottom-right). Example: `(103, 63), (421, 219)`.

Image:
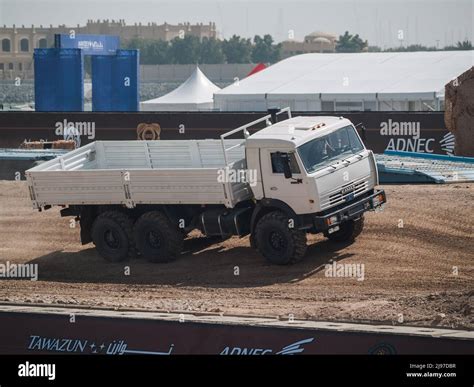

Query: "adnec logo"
(439, 132), (455, 155)
(380, 119), (455, 155)
(220, 338), (315, 355)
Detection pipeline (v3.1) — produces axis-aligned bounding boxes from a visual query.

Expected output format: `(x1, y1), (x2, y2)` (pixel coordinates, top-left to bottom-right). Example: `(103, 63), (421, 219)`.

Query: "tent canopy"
(141, 66), (220, 111)
(215, 51), (474, 111)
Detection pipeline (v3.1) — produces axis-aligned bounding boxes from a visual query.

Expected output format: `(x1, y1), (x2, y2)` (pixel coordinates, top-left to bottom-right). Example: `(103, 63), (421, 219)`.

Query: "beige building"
(281, 31), (337, 58)
(0, 20), (217, 79)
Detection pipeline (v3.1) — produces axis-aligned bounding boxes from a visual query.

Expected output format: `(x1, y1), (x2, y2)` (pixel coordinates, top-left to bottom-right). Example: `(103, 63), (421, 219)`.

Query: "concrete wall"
(1, 63), (257, 82)
(140, 64), (256, 82)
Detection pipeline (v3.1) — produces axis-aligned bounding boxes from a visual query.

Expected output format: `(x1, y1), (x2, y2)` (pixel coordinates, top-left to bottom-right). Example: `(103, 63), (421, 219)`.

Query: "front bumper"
(313, 189), (386, 231)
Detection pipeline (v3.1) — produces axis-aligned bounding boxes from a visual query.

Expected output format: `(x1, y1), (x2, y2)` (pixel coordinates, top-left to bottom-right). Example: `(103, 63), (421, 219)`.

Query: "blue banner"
(34, 48), (84, 112)
(92, 50), (139, 112)
(55, 34), (119, 56)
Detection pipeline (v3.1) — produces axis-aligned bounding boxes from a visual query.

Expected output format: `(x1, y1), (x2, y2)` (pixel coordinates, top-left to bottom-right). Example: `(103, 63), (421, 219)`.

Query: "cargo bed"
(26, 139), (251, 209)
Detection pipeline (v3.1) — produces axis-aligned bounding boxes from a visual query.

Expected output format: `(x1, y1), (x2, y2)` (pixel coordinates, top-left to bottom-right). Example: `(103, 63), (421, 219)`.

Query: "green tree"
(199, 38), (225, 64)
(145, 40), (171, 64)
(122, 37), (146, 51)
(222, 35), (252, 63)
(336, 31), (368, 53)
(169, 36), (201, 64)
(385, 44), (437, 52)
(444, 40), (472, 50)
(251, 34), (281, 63)
(122, 38), (171, 64)
(456, 40), (473, 50)
(368, 45), (382, 52)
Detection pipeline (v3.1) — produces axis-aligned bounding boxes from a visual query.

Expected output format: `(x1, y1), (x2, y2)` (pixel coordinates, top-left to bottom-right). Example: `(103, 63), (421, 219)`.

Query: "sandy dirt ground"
(0, 181), (472, 329)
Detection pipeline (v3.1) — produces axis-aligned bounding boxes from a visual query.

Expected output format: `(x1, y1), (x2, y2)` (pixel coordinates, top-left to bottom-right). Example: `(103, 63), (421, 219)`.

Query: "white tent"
(84, 82), (92, 99)
(141, 66), (220, 111)
(214, 51), (474, 112)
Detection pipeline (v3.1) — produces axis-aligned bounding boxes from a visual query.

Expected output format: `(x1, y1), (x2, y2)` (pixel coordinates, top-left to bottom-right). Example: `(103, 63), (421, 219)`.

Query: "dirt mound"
(445, 66), (474, 156)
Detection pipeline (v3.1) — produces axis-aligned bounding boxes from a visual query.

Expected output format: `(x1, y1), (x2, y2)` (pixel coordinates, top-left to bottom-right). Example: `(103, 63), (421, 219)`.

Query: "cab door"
(260, 148), (311, 215)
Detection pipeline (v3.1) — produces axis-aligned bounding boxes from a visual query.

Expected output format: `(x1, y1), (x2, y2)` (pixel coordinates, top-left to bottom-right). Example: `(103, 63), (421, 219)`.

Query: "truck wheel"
(255, 211), (307, 265)
(325, 216), (365, 243)
(134, 211), (183, 263)
(249, 233), (258, 250)
(91, 211), (134, 262)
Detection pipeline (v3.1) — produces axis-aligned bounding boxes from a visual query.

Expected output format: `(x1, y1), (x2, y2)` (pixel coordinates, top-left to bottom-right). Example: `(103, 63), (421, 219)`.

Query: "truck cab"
(237, 112), (386, 264)
(246, 115), (379, 215)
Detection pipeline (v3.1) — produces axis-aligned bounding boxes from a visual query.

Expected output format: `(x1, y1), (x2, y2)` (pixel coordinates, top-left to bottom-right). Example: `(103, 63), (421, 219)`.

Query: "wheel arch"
(250, 199), (298, 235)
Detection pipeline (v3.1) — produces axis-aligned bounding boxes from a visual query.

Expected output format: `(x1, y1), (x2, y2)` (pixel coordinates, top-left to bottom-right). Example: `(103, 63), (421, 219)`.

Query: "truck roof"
(246, 116), (353, 148)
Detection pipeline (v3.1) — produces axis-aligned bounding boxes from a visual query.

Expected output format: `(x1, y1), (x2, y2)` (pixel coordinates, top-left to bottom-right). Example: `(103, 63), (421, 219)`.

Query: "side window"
(270, 152), (301, 174)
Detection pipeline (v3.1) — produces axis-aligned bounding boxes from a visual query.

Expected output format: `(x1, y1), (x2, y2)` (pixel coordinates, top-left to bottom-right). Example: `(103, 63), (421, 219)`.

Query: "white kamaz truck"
(26, 108), (386, 265)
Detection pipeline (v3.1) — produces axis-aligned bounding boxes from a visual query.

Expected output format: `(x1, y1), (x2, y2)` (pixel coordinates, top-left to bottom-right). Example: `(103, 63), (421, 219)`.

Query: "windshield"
(297, 125), (364, 173)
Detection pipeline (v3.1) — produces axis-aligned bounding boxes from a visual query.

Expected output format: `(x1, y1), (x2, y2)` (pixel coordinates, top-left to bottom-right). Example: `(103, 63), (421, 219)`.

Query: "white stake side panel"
(128, 169), (228, 205)
(95, 140), (245, 170)
(26, 139), (251, 209)
(28, 142), (98, 172)
(27, 170), (128, 208)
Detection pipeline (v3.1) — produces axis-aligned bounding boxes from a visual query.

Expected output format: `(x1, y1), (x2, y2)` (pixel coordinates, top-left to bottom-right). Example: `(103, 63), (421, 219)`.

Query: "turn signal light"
(372, 194), (385, 207)
(326, 215), (338, 226)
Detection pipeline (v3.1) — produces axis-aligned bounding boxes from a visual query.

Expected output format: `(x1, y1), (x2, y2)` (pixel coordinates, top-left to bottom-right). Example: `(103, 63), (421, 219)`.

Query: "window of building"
(0, 63), (4, 71)
(1, 39), (11, 52)
(8, 63), (13, 70)
(38, 38), (47, 48)
(20, 38), (29, 52)
(335, 101), (363, 112)
(363, 101), (377, 111)
(18, 63), (23, 71)
(321, 101), (335, 111)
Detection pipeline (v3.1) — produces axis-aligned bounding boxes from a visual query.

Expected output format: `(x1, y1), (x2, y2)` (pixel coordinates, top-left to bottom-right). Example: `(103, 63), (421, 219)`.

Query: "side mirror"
(355, 122), (367, 142)
(277, 152), (293, 179)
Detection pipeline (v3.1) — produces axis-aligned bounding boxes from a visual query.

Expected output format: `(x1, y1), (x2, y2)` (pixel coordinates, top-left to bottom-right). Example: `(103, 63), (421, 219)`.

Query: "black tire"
(134, 211), (183, 263)
(255, 211), (307, 265)
(325, 216), (365, 243)
(91, 211), (134, 262)
(249, 233), (258, 250)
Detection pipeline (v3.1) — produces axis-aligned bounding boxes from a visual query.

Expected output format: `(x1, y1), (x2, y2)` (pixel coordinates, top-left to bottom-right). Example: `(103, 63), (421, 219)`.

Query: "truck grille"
(320, 176), (371, 210)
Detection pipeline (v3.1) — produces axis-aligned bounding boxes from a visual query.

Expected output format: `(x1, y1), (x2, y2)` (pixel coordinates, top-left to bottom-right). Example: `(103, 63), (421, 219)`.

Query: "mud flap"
(80, 207), (96, 245)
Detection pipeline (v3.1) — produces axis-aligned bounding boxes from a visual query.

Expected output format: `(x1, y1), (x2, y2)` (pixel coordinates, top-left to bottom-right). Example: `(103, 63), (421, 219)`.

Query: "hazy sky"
(0, 0), (472, 48)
